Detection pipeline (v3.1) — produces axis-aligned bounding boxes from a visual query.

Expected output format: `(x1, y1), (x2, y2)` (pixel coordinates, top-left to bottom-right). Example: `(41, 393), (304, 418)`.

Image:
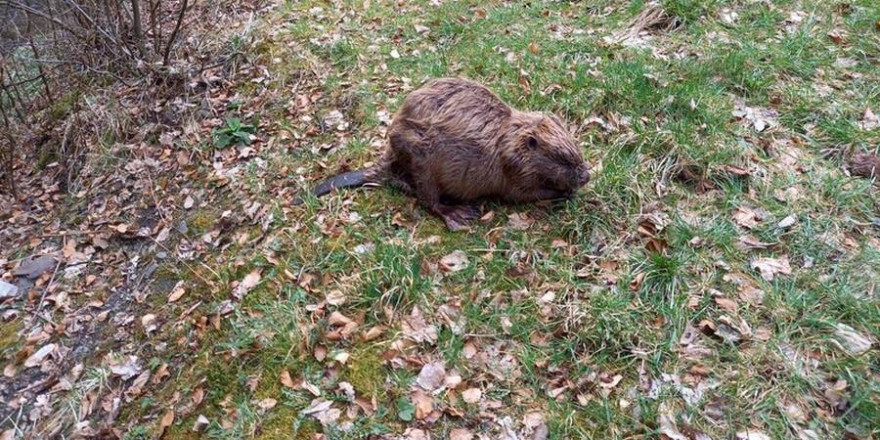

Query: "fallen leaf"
(362, 325), (386, 342)
(167, 281), (186, 303)
(450, 428), (474, 440)
(152, 363), (170, 384)
(411, 390), (433, 419)
(280, 370), (296, 388)
(24, 343), (56, 369)
(402, 307), (437, 344)
(658, 402), (688, 440)
(714, 296), (738, 314)
(736, 432), (771, 440)
(141, 314), (157, 332)
(159, 410), (175, 434)
(462, 388), (482, 403)
(733, 206), (760, 229)
(301, 399), (333, 415)
(193, 415), (210, 432)
(233, 269), (261, 299)
(750, 256), (792, 281)
(833, 324), (873, 355)
(325, 290), (346, 306)
(440, 250), (469, 273)
(507, 212), (534, 230)
(258, 398), (277, 409)
(599, 374), (623, 389)
(417, 361), (446, 391)
(108, 356), (142, 380)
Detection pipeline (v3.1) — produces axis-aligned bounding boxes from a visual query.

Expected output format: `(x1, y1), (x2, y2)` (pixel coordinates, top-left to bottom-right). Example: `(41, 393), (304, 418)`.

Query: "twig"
(149, 236), (222, 287)
(162, 0), (189, 66)
(37, 259), (63, 311)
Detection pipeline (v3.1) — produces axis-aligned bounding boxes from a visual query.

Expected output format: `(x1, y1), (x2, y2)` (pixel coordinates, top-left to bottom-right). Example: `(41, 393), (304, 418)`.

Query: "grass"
(102, 0), (880, 439)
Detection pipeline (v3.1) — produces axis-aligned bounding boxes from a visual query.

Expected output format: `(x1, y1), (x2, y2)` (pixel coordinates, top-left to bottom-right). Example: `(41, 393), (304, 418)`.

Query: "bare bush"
(1, 0), (192, 72)
(0, 0), (200, 194)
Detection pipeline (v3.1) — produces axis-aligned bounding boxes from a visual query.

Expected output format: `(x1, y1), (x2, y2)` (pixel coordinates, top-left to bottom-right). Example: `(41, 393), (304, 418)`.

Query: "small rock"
(0, 281), (19, 300)
(13, 255), (57, 279)
(777, 215), (797, 229)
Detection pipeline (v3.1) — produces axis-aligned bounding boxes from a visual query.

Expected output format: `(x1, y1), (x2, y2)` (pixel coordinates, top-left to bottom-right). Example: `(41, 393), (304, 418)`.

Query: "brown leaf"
(314, 345), (327, 361)
(258, 398), (277, 409)
(462, 388), (482, 403)
(630, 272), (645, 292)
(167, 281), (186, 303)
(750, 256), (792, 281)
(440, 250), (469, 273)
(191, 387), (205, 406)
(412, 390), (434, 420)
(362, 325), (386, 342)
(450, 428), (474, 440)
(733, 207), (760, 229)
(280, 370), (296, 388)
(849, 152), (880, 179)
(325, 290), (346, 306)
(714, 296), (738, 314)
(737, 235), (775, 250)
(417, 362), (447, 391)
(152, 363), (170, 384)
(528, 42), (540, 54)
(827, 29), (847, 45)
(402, 306), (437, 344)
(24, 343), (55, 368)
(233, 269), (262, 299)
(507, 212), (534, 230)
(159, 410), (175, 434)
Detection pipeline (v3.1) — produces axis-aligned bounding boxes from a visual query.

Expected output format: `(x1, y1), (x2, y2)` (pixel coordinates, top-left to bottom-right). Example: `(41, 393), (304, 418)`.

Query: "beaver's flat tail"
(293, 169), (378, 205)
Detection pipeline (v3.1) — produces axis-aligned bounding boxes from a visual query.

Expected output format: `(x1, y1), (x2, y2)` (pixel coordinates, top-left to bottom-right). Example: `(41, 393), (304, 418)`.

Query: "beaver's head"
(515, 113), (590, 198)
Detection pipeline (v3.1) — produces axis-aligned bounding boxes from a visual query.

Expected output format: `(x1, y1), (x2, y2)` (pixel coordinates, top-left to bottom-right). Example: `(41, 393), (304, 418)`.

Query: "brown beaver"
(295, 77), (591, 231)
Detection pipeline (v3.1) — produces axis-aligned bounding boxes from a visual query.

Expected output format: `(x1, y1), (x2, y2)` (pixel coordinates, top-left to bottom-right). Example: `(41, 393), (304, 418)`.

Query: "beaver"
(296, 77), (591, 231)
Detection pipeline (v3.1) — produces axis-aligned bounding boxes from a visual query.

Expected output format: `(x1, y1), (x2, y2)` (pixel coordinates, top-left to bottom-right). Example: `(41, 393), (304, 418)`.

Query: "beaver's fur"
(297, 78), (590, 230)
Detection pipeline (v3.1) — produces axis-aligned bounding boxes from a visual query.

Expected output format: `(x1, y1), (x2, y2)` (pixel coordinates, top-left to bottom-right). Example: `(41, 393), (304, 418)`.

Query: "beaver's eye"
(527, 136), (539, 149)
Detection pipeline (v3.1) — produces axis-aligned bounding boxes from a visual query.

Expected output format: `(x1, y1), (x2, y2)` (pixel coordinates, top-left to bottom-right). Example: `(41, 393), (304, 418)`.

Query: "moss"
(344, 346), (387, 399)
(48, 91), (79, 122)
(151, 264), (182, 294)
(35, 148), (59, 171)
(187, 207), (221, 236)
(255, 406), (321, 440)
(204, 356), (245, 405)
(255, 367), (284, 401)
(158, 423), (201, 440)
(0, 319), (22, 358)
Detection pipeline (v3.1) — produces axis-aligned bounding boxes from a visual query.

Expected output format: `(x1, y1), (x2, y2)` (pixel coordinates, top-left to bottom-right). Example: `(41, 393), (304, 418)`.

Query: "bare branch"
(163, 0), (189, 66)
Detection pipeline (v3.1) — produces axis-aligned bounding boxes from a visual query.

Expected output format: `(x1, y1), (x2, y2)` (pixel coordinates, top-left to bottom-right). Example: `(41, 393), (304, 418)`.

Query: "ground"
(1, 0), (879, 439)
